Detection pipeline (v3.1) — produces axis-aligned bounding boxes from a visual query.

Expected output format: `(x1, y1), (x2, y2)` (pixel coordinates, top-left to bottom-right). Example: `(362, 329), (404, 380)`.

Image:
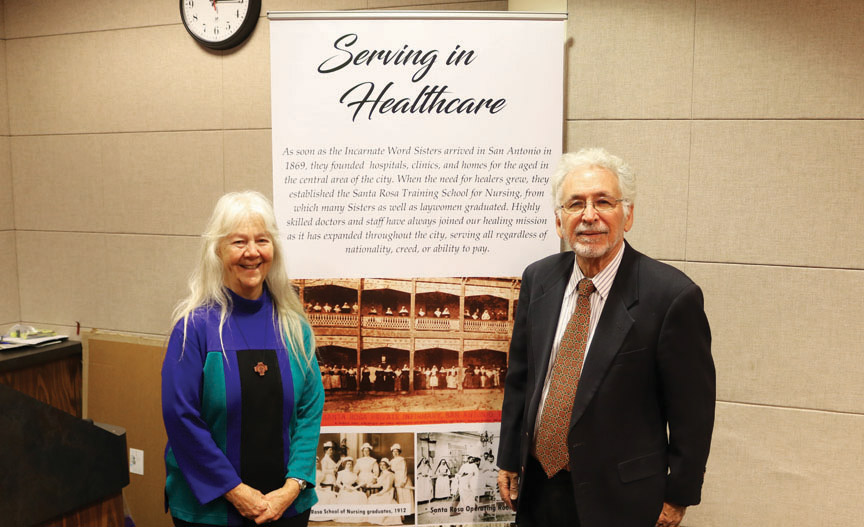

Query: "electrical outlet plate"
(129, 448), (144, 475)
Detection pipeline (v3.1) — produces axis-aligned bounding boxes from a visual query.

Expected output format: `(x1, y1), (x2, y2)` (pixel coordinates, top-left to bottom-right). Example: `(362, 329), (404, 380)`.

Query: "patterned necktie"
(535, 278), (596, 477)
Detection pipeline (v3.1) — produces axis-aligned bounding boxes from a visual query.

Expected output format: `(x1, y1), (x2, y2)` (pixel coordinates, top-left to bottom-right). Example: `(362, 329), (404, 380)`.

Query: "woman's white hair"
(171, 190), (314, 371)
(550, 147), (636, 219)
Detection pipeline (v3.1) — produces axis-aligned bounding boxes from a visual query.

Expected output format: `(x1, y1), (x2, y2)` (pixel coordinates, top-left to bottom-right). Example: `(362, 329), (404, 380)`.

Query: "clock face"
(180, 0), (261, 50)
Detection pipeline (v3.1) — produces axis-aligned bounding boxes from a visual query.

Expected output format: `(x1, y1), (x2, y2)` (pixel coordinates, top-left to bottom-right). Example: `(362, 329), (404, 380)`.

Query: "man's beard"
(568, 223), (618, 259)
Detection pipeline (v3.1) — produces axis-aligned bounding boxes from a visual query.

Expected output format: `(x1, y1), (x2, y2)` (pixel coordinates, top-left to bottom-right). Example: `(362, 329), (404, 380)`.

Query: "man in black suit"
(497, 148), (715, 527)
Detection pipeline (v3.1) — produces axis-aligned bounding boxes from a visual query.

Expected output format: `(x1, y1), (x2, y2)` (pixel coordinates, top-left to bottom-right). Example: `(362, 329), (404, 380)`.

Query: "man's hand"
(656, 502), (687, 527)
(497, 469), (519, 511)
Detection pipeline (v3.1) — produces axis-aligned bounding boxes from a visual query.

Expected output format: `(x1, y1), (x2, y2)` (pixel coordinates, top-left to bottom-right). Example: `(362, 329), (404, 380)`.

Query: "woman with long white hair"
(162, 191), (324, 527)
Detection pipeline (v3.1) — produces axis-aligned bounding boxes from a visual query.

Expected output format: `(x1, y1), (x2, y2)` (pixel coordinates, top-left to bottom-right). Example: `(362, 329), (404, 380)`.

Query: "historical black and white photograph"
(311, 432), (415, 526)
(299, 277), (518, 417)
(415, 429), (514, 525)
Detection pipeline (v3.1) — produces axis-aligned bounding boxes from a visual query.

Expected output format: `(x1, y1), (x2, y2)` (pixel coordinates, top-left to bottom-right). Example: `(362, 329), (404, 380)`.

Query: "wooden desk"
(1, 339), (126, 527)
(0, 339), (82, 417)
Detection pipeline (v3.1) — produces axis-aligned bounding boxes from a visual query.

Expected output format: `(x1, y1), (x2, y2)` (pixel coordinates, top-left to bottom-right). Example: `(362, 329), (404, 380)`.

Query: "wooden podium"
(0, 341), (129, 527)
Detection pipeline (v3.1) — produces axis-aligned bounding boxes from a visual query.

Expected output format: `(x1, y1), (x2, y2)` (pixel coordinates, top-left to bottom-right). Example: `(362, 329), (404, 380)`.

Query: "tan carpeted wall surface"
(1, 0), (861, 525)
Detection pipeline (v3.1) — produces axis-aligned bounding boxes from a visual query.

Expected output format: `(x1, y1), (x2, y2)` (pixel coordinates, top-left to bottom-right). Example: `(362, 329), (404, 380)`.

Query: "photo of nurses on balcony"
(294, 278), (517, 415)
(298, 278), (518, 335)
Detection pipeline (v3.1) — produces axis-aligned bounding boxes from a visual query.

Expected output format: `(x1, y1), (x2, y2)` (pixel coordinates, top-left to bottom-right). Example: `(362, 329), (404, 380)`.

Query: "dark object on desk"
(0, 376), (129, 526)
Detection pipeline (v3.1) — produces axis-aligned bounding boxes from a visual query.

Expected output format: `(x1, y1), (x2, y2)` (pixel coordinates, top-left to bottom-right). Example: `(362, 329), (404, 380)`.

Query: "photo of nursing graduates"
(311, 433), (415, 526)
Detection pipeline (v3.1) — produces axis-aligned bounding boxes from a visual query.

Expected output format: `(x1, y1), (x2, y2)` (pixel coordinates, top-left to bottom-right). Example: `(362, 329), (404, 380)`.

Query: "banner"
(270, 11), (565, 526)
(271, 11), (564, 279)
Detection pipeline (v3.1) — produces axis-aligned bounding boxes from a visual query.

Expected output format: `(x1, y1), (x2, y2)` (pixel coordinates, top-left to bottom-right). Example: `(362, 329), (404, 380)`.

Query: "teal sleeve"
(287, 321), (324, 511)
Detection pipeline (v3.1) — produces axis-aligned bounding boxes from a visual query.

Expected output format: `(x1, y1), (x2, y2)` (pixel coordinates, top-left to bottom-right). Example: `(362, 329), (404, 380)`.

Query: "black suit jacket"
(498, 243), (715, 527)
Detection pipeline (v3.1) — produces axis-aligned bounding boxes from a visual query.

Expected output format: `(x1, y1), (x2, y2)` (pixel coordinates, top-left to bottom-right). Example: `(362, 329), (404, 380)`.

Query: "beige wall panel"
(687, 120), (864, 269)
(100, 26), (224, 133)
(0, 40), (9, 136)
(0, 0), (6, 39)
(4, 0), (177, 39)
(369, 0), (472, 6)
(17, 233), (199, 335)
(371, 1), (507, 8)
(86, 333), (172, 527)
(693, 0), (864, 118)
(103, 235), (200, 335)
(566, 0), (694, 119)
(564, 120), (690, 261)
(7, 26), (222, 135)
(684, 262), (864, 414)
(17, 232), (111, 327)
(0, 137), (12, 230)
(0, 231), (20, 325)
(6, 34), (113, 135)
(264, 0), (361, 11)
(223, 18), (271, 130)
(686, 402), (864, 526)
(10, 135), (105, 232)
(100, 132), (224, 235)
(510, 0), (566, 11)
(225, 130), (273, 198)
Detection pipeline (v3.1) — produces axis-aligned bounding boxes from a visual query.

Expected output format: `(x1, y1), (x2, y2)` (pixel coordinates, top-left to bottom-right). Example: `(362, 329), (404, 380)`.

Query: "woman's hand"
(224, 483), (268, 520)
(254, 479), (302, 524)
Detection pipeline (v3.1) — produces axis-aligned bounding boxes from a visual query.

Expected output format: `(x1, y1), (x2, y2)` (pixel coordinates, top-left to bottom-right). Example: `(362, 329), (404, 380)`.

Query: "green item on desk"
(9, 326), (56, 339)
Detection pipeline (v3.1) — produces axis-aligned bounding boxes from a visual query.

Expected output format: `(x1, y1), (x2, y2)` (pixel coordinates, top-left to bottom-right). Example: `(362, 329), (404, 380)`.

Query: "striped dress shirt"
(533, 243), (626, 445)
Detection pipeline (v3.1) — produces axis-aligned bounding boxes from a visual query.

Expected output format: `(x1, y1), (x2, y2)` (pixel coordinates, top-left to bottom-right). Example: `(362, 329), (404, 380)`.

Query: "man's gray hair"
(550, 147), (636, 217)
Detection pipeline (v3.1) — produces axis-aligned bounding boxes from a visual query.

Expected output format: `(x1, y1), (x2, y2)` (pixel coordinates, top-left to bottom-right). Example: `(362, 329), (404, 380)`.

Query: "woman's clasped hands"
(225, 480), (302, 524)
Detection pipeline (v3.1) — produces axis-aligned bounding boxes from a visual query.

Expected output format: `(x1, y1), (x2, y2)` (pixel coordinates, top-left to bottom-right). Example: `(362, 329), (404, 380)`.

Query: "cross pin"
(253, 361), (268, 377)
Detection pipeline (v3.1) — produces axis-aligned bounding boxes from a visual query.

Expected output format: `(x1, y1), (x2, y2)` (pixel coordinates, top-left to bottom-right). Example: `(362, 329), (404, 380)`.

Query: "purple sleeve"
(161, 317), (242, 505)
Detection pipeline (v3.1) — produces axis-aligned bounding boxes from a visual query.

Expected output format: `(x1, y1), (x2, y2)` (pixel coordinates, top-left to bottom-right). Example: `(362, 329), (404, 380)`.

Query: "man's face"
(555, 165), (634, 276)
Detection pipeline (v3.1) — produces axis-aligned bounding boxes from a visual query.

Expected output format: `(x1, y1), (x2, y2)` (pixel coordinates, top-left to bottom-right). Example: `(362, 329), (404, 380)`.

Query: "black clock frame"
(180, 0), (262, 50)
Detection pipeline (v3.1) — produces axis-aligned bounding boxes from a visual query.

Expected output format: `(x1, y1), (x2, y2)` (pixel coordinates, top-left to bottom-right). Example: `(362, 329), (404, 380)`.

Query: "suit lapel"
(525, 252), (574, 425)
(569, 243), (640, 430)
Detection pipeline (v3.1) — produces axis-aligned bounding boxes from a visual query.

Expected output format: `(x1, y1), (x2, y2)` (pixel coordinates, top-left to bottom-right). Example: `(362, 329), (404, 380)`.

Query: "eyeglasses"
(557, 197), (625, 215)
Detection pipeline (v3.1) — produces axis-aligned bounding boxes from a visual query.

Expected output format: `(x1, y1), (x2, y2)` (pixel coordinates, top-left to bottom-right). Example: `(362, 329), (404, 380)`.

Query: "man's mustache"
(575, 224), (609, 235)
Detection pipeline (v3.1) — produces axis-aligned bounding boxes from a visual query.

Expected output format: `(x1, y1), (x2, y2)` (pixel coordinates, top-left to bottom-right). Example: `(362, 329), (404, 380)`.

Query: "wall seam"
(3, 7), (23, 326)
(717, 399), (864, 418)
(684, 0), (698, 265)
(668, 260), (864, 272)
(220, 45), (227, 194)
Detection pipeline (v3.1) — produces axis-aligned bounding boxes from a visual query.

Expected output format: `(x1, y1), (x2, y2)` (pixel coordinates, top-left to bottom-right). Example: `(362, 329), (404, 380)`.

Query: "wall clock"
(180, 0), (262, 50)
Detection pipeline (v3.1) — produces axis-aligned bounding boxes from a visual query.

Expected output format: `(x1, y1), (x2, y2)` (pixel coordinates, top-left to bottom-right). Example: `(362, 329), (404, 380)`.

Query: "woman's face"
(362, 447), (371, 456)
(345, 461), (354, 470)
(219, 216), (273, 300)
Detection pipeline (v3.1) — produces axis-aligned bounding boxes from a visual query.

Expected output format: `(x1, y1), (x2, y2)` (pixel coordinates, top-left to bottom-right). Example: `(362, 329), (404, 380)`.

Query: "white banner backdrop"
(270, 12), (565, 279)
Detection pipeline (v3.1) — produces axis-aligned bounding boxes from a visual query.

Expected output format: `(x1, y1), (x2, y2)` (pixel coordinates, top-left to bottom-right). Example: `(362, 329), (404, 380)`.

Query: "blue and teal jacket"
(161, 287), (324, 525)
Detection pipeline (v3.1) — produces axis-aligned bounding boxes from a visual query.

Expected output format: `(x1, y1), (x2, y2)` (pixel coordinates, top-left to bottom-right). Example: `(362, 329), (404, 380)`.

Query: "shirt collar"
(226, 284), (271, 314)
(565, 242), (626, 300)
